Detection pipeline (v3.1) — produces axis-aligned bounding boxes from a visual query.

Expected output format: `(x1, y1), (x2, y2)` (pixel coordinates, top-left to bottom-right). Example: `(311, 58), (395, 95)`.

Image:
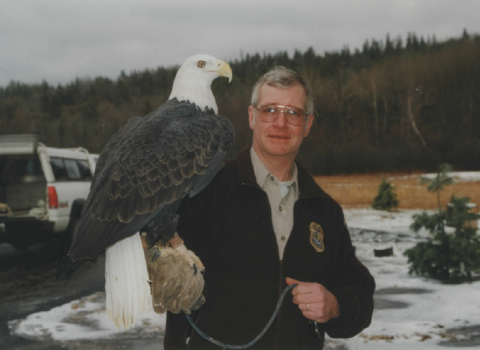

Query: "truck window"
(50, 158), (68, 181)
(64, 159), (82, 180)
(0, 156), (44, 181)
(77, 160), (93, 180)
(50, 157), (92, 181)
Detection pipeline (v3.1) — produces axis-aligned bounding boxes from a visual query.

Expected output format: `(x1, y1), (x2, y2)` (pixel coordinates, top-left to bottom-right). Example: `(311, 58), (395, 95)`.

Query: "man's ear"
(303, 115), (314, 137)
(248, 106), (255, 130)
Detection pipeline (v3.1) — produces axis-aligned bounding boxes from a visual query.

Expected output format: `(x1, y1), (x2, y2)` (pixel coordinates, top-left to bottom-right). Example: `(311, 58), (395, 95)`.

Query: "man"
(164, 67), (375, 349)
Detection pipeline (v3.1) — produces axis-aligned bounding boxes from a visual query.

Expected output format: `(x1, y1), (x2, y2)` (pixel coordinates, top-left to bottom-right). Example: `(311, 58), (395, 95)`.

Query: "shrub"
(372, 177), (399, 211)
(404, 196), (480, 280)
(404, 164), (480, 280)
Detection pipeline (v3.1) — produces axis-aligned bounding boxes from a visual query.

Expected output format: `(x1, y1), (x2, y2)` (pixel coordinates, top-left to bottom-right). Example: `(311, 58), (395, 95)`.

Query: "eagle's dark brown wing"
(91, 116), (142, 190)
(67, 99), (234, 261)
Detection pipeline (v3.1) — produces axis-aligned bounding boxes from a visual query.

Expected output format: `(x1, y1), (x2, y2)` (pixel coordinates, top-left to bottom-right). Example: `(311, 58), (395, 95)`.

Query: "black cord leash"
(186, 284), (320, 349)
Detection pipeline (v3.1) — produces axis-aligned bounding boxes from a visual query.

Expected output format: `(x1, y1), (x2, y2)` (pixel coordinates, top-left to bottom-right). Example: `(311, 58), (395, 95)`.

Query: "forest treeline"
(1, 31), (479, 174)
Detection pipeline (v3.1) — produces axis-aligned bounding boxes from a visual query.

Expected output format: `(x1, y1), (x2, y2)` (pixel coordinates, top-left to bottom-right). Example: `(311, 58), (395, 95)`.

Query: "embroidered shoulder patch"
(309, 222), (325, 252)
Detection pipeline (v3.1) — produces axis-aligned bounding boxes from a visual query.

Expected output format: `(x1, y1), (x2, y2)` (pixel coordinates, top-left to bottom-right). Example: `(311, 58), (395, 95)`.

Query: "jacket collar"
(237, 145), (328, 199)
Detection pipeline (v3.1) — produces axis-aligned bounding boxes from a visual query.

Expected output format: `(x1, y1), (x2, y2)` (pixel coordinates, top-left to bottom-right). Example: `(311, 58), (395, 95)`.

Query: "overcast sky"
(1, 0), (479, 87)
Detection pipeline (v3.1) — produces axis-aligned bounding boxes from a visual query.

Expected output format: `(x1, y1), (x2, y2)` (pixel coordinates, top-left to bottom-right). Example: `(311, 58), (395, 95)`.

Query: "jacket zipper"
(250, 186), (291, 349)
(274, 201), (299, 349)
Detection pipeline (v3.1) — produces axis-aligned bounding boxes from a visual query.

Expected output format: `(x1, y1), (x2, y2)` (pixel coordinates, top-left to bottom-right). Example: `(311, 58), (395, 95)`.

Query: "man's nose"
(273, 110), (288, 128)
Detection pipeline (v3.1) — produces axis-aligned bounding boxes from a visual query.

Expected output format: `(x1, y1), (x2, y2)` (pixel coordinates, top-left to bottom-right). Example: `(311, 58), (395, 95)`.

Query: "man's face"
(248, 84), (313, 160)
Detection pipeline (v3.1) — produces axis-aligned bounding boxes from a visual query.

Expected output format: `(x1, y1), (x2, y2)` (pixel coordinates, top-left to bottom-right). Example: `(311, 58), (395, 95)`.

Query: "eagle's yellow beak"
(217, 60), (233, 83)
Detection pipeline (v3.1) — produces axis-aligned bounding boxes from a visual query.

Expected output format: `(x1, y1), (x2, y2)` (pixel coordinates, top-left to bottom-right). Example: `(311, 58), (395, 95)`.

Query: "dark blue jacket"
(164, 146), (375, 349)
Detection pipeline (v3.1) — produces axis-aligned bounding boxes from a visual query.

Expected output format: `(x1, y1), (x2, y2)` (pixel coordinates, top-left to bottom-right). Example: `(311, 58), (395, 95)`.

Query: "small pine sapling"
(404, 164), (480, 280)
(420, 163), (454, 210)
(372, 177), (399, 211)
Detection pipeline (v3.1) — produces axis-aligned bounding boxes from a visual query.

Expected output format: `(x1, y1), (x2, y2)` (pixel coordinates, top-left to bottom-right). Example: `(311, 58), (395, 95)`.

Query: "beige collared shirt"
(250, 147), (299, 260)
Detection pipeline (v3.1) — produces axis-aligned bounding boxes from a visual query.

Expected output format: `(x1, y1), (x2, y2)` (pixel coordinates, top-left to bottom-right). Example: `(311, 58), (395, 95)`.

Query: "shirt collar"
(237, 145), (328, 199)
(250, 147), (298, 193)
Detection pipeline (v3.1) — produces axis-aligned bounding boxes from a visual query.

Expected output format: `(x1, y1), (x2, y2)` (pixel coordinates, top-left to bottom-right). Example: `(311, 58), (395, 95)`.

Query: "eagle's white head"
(169, 54), (232, 114)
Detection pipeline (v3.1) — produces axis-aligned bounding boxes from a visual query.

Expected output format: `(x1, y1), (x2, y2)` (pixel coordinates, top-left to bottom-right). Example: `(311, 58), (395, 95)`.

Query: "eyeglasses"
(255, 105), (308, 126)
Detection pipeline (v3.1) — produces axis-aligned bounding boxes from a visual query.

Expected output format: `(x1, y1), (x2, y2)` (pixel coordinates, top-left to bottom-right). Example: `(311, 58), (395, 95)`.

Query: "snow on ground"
(9, 208), (480, 349)
(326, 208), (480, 350)
(344, 208), (433, 237)
(8, 292), (166, 342)
(389, 171), (480, 183)
(326, 242), (480, 349)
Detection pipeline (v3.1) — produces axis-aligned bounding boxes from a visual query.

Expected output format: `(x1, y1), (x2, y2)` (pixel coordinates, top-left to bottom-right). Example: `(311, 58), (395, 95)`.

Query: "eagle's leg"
(141, 232), (183, 251)
(143, 201), (182, 248)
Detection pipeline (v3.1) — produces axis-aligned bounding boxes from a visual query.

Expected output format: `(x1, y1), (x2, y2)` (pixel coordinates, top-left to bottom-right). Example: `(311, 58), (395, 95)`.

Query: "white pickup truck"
(0, 134), (99, 252)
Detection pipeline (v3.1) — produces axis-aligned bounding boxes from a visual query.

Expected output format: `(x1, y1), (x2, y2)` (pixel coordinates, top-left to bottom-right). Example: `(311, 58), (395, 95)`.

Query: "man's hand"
(286, 277), (340, 323)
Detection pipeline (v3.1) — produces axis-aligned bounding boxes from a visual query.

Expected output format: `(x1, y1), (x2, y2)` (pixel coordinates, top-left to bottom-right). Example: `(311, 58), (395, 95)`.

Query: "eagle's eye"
(197, 61), (206, 68)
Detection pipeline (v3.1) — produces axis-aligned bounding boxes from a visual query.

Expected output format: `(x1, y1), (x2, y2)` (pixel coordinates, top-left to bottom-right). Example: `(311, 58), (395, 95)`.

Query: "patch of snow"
(8, 292), (165, 342)
(344, 208), (432, 238)
(389, 171), (480, 183)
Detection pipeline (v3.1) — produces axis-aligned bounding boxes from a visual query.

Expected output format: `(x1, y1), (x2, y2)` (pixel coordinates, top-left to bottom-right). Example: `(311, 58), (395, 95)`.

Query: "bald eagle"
(59, 54), (234, 329)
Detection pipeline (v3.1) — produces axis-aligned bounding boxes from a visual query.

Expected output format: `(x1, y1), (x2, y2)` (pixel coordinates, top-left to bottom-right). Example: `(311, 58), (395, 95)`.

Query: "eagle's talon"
(152, 251), (161, 262)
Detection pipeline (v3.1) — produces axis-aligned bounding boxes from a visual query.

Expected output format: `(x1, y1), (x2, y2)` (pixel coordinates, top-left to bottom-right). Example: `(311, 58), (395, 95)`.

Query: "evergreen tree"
(420, 164), (454, 209)
(385, 34), (394, 56)
(115, 79), (131, 104)
(40, 81), (51, 114)
(404, 165), (480, 280)
(372, 177), (399, 211)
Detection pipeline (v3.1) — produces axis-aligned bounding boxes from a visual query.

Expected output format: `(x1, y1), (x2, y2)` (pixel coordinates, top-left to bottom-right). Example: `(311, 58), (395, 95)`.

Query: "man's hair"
(250, 66), (314, 115)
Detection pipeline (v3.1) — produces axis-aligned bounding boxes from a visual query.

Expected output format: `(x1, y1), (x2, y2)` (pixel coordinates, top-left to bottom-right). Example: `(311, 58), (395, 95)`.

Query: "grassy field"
(314, 173), (480, 210)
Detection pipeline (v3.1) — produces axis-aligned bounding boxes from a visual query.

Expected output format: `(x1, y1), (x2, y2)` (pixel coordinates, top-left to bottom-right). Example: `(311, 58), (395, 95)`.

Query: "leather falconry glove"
(144, 235), (205, 314)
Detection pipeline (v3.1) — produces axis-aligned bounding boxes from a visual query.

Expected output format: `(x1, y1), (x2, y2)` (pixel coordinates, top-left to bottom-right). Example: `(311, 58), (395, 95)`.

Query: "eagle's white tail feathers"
(105, 233), (151, 329)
